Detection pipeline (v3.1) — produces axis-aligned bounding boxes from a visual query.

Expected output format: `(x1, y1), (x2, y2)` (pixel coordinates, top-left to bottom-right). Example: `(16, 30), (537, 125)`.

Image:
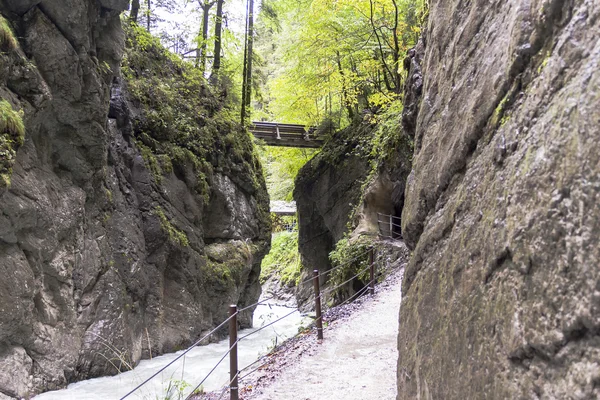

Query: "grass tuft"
(0, 15), (18, 51)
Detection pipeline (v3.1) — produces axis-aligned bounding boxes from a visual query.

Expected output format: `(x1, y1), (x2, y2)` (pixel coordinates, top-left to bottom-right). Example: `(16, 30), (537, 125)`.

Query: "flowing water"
(35, 302), (306, 400)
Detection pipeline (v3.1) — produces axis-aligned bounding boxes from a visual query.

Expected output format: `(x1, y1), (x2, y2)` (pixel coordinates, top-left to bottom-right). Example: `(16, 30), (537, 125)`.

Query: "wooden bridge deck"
(250, 121), (324, 148)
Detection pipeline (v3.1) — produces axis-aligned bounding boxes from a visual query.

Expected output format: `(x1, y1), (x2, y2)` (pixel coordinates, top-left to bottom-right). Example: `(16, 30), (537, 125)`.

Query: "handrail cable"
(377, 220), (403, 229)
(215, 371), (240, 400)
(377, 212), (401, 220)
(238, 308), (299, 342)
(120, 312), (238, 399)
(184, 339), (240, 400)
(237, 260), (381, 384)
(297, 247), (373, 287)
(126, 246), (383, 400)
(316, 262), (373, 301)
(238, 296), (277, 312)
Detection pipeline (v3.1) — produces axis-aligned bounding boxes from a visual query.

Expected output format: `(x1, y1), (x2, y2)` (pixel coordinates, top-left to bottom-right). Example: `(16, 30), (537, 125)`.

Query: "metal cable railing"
(184, 339), (240, 400)
(122, 245), (385, 400)
(214, 250), (386, 395)
(296, 247), (373, 287)
(377, 213), (402, 240)
(119, 313), (238, 399)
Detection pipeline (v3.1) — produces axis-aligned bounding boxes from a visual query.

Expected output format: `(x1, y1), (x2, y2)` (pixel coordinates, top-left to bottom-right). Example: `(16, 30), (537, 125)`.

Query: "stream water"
(35, 302), (306, 400)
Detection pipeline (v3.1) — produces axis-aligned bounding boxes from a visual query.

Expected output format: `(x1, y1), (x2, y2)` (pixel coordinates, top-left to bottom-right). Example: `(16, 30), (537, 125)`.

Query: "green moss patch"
(0, 99), (24, 189)
(260, 231), (302, 286)
(122, 23), (267, 217)
(0, 15), (17, 51)
(328, 234), (375, 291)
(204, 241), (254, 286)
(153, 206), (189, 247)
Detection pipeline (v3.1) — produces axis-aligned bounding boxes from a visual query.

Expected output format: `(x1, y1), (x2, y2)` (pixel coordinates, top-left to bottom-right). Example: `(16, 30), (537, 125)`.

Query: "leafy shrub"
(0, 99), (24, 188)
(328, 234), (375, 293)
(260, 231), (302, 286)
(0, 15), (17, 51)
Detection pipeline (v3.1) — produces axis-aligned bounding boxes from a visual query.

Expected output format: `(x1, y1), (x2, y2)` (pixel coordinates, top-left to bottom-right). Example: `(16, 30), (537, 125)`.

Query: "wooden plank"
(249, 121), (324, 148)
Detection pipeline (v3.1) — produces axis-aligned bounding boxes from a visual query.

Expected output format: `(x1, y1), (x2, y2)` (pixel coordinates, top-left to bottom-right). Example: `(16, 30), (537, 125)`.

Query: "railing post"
(389, 214), (393, 238)
(313, 270), (324, 340)
(229, 305), (239, 400)
(369, 247), (375, 296)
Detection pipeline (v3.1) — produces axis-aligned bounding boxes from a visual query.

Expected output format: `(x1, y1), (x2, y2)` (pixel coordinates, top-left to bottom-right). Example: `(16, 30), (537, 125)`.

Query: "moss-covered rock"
(0, 6), (270, 397)
(294, 105), (412, 309)
(0, 15), (25, 191)
(122, 24), (270, 228)
(0, 99), (24, 188)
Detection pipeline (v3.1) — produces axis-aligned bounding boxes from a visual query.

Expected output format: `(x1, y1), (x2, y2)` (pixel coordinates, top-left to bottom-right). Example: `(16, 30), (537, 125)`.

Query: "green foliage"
(254, 0), (424, 127)
(328, 234), (375, 291)
(260, 231), (302, 286)
(153, 206), (189, 247)
(369, 101), (411, 163)
(122, 23), (270, 230)
(161, 379), (191, 400)
(0, 99), (25, 188)
(256, 144), (318, 201)
(0, 99), (24, 141)
(0, 15), (17, 51)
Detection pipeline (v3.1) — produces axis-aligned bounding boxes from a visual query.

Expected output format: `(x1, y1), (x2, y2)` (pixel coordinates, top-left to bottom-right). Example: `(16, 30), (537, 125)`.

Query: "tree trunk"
(336, 51), (354, 121)
(146, 0), (151, 31)
(195, 1), (214, 70)
(210, 0), (224, 82)
(241, 0), (249, 124)
(130, 0), (140, 23)
(391, 0), (401, 93)
(244, 0), (255, 117)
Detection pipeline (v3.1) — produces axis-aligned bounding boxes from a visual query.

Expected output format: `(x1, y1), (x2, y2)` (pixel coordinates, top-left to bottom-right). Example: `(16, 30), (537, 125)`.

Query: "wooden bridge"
(250, 121), (325, 148)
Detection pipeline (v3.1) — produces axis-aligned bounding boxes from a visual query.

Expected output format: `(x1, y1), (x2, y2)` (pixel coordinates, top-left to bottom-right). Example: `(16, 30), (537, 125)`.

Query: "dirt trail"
(247, 270), (403, 400)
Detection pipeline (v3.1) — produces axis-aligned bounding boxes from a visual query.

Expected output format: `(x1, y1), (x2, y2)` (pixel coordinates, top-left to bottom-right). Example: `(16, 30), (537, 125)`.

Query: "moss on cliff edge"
(0, 15), (17, 51)
(0, 99), (24, 188)
(0, 15), (24, 189)
(122, 23), (270, 238)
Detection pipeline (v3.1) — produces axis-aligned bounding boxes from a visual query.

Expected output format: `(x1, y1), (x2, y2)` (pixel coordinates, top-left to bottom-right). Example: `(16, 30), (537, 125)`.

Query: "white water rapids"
(35, 303), (307, 400)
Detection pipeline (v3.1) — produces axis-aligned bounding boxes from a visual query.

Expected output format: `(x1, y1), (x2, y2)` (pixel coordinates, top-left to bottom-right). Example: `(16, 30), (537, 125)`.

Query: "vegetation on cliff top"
(260, 230), (302, 286)
(0, 99), (24, 188)
(122, 23), (270, 237)
(0, 15), (23, 189)
(0, 15), (17, 50)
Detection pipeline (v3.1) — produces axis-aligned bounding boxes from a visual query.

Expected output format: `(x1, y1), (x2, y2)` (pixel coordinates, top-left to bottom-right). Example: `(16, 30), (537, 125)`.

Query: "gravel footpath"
(242, 269), (403, 400)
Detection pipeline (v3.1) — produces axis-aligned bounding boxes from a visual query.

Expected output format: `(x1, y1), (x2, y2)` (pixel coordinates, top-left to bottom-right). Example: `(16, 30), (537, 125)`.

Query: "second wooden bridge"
(250, 121), (325, 148)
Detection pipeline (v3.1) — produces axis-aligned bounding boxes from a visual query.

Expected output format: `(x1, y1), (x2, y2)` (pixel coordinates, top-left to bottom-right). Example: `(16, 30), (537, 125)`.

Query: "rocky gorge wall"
(294, 116), (411, 308)
(0, 1), (270, 398)
(398, 0), (600, 398)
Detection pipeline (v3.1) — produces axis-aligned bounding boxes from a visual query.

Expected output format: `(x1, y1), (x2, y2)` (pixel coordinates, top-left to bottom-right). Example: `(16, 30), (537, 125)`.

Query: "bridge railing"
(377, 212), (402, 240)
(250, 122), (323, 148)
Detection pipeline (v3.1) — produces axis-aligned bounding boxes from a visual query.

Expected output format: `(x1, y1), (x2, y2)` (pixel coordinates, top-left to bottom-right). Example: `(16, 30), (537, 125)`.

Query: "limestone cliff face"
(398, 0), (600, 398)
(294, 120), (411, 308)
(0, 1), (270, 398)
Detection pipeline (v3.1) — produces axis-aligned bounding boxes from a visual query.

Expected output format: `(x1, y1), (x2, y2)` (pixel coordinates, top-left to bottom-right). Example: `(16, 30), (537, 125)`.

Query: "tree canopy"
(124, 0), (426, 199)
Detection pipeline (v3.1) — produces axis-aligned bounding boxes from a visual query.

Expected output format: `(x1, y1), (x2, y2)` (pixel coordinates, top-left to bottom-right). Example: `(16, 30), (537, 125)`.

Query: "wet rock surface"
(293, 123), (375, 308)
(0, 2), (270, 398)
(398, 0), (600, 398)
